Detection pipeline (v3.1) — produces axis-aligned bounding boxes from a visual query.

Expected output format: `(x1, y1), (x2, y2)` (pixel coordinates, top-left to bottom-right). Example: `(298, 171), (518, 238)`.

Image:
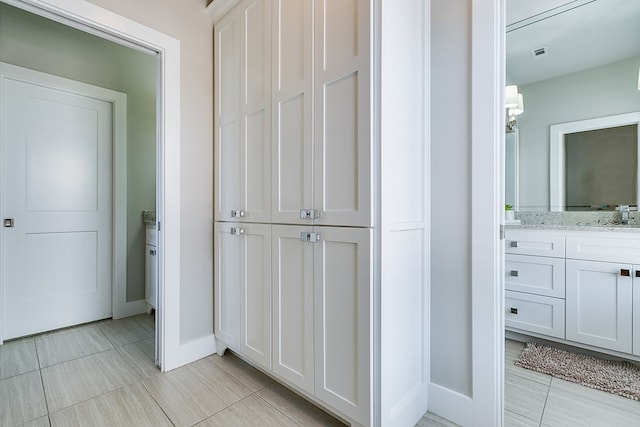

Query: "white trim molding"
(471, 0), (505, 425)
(206, 0), (241, 22)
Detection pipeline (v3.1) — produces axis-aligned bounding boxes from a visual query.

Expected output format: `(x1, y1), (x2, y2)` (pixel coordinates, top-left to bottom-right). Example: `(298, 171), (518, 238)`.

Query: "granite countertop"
(506, 224), (640, 233)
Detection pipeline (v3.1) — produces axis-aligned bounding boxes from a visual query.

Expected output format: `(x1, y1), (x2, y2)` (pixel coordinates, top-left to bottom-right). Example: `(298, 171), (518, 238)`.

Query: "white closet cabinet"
(214, 222), (272, 370)
(214, 0), (271, 223)
(212, 0), (429, 425)
(271, 0), (371, 227)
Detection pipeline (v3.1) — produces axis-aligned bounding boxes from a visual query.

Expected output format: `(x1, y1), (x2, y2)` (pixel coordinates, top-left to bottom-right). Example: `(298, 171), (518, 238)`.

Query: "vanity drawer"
(505, 254), (565, 298)
(505, 230), (565, 258)
(566, 236), (640, 264)
(505, 291), (565, 339)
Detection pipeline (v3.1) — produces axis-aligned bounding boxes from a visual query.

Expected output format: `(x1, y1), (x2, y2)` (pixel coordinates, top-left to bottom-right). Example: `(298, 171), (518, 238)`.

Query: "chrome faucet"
(619, 205), (630, 224)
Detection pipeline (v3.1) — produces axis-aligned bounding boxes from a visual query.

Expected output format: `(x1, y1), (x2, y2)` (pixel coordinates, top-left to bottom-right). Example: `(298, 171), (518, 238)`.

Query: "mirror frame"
(550, 111), (640, 211)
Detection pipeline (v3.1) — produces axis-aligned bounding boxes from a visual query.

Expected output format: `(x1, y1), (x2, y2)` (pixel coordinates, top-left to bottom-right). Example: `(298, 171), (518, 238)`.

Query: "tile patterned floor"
(0, 314), (351, 426)
(505, 339), (640, 426)
(7, 318), (630, 426)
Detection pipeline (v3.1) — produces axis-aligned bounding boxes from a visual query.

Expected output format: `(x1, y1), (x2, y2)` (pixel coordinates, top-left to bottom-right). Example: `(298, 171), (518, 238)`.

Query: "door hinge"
(499, 224), (505, 240)
(300, 231), (321, 243)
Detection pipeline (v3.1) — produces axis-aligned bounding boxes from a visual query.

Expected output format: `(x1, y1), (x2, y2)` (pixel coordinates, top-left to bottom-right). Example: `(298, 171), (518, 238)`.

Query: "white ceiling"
(506, 0), (640, 85)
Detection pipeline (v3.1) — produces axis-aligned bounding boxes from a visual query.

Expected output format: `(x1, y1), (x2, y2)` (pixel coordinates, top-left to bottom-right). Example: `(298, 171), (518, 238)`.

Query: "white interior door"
(2, 73), (113, 340)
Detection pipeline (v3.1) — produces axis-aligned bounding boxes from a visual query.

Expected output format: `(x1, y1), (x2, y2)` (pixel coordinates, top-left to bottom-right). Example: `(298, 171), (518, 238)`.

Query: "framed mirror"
(550, 112), (640, 211)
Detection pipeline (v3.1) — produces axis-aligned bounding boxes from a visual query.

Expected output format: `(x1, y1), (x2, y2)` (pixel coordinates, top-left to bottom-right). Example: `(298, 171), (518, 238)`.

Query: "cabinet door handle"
(636, 271), (640, 278)
(231, 209), (245, 218)
(621, 269), (631, 277)
(510, 307), (518, 315)
(509, 241), (518, 248)
(510, 270), (519, 277)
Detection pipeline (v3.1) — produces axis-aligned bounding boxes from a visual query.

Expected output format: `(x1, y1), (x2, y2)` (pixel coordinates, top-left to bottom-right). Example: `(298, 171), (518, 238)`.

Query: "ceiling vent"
(531, 47), (549, 58)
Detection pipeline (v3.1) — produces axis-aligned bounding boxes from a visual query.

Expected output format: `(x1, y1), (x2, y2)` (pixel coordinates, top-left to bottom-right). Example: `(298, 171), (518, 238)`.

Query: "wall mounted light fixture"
(506, 85), (524, 133)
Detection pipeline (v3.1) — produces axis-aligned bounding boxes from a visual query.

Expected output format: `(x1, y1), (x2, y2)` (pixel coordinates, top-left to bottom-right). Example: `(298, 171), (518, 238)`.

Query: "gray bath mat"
(515, 342), (640, 400)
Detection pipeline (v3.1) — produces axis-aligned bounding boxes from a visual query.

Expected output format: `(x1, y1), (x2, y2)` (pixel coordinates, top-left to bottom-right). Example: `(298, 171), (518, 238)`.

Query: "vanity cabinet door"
(566, 259), (632, 353)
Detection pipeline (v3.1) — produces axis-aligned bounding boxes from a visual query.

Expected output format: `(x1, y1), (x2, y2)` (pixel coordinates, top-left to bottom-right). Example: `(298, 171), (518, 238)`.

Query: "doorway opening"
(0, 0), (174, 369)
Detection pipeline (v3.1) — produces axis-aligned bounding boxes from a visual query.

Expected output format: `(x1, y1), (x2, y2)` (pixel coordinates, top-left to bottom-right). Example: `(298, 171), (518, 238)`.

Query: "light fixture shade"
(505, 85), (519, 108)
(509, 93), (525, 116)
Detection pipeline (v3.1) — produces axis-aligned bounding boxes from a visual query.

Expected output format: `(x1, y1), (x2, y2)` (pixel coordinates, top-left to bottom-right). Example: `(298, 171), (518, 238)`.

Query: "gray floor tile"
(0, 370), (48, 426)
(0, 338), (39, 380)
(142, 357), (253, 427)
(49, 383), (171, 427)
(41, 349), (139, 412)
(505, 409), (539, 427)
(35, 325), (113, 368)
(21, 415), (50, 427)
(505, 373), (549, 422)
(257, 382), (346, 426)
(98, 315), (154, 347)
(196, 394), (298, 426)
(116, 339), (159, 379)
(542, 378), (640, 426)
(206, 352), (273, 392)
(415, 411), (460, 426)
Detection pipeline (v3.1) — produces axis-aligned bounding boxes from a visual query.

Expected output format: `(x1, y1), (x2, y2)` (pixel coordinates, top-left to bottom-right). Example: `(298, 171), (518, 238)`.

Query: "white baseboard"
(162, 334), (217, 372)
(428, 383), (473, 426)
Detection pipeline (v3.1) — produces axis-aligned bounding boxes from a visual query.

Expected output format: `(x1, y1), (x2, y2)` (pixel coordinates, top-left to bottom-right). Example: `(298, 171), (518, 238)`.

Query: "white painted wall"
(82, 0), (215, 342)
(0, 3), (156, 304)
(517, 55), (640, 210)
(430, 0), (473, 397)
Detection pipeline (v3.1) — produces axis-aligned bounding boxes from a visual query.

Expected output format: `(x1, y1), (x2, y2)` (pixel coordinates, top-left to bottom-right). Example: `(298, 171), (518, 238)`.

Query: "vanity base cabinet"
(566, 259), (633, 354)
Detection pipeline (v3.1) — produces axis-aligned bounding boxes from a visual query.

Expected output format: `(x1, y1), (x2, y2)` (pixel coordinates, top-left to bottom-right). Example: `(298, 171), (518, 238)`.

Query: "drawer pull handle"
(510, 241), (518, 248)
(510, 307), (518, 315)
(621, 269), (631, 277)
(510, 270), (519, 277)
(636, 271), (640, 278)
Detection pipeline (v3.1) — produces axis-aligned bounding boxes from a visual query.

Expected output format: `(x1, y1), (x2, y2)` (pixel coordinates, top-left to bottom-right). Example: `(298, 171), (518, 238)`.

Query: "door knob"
(3, 218), (14, 228)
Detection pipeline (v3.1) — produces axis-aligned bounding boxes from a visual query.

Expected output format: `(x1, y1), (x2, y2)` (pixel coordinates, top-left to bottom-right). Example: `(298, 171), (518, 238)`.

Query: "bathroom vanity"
(505, 225), (640, 359)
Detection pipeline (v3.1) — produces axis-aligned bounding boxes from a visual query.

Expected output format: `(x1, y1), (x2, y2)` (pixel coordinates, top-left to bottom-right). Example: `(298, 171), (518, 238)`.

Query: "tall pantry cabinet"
(212, 0), (429, 426)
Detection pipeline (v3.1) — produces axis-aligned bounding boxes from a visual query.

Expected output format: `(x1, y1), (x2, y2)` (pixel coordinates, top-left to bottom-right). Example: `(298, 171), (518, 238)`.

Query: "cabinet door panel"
(314, 227), (371, 424)
(215, 12), (241, 222)
(242, 0), (272, 222)
(272, 0), (313, 224)
(314, 0), (371, 227)
(566, 259), (632, 353)
(240, 223), (271, 369)
(214, 223), (242, 349)
(272, 225), (314, 393)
